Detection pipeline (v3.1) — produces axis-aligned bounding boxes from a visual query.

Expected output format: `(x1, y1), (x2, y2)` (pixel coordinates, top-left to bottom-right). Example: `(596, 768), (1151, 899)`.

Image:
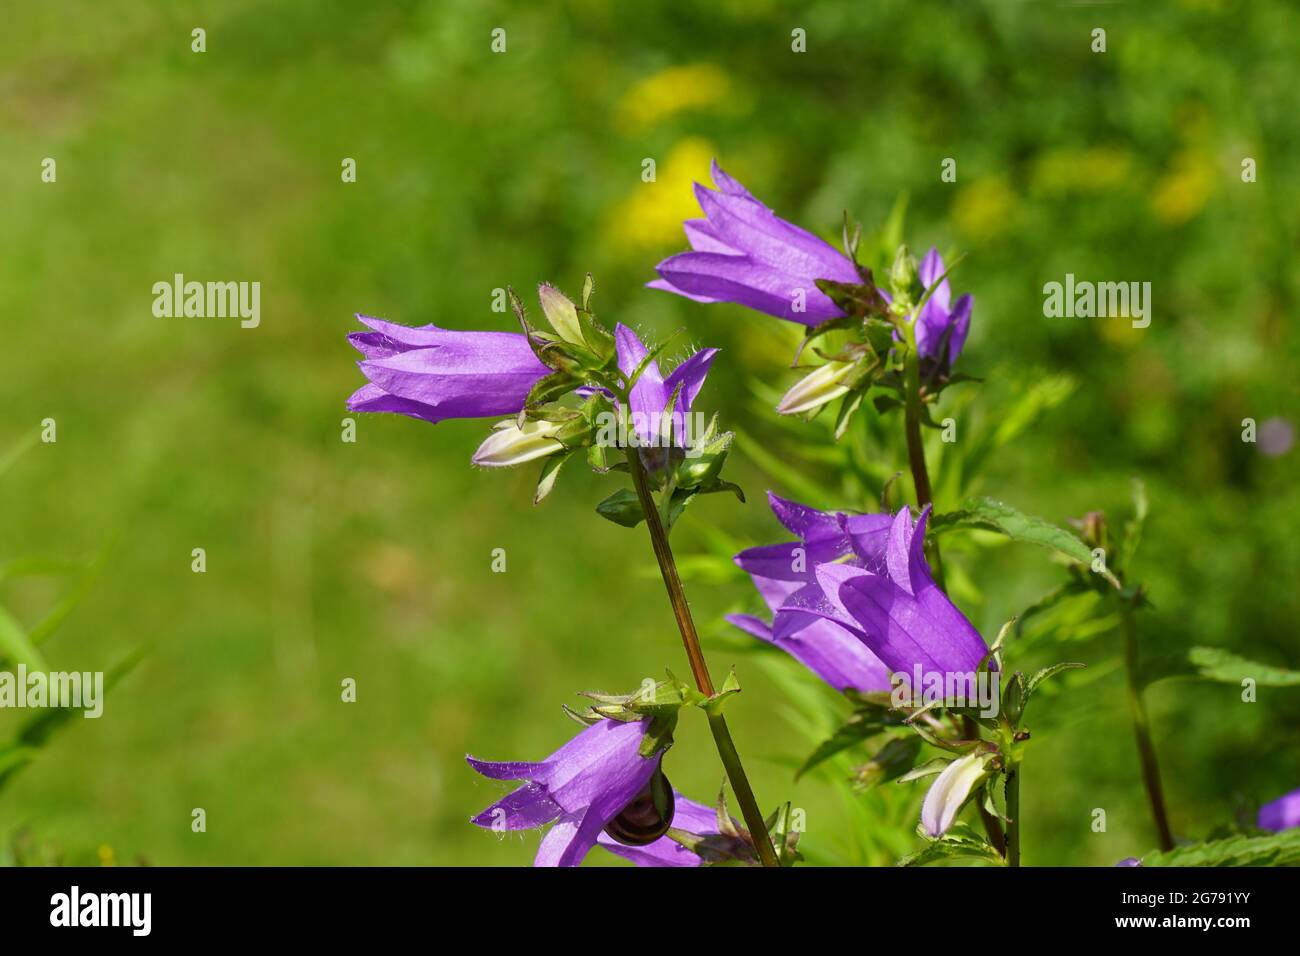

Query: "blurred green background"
(2, 0), (1297, 866)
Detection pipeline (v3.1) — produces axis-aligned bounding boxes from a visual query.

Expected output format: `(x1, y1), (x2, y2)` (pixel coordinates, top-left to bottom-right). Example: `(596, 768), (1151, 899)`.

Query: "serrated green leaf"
(1141, 829), (1300, 867)
(897, 822), (1004, 867)
(1144, 646), (1300, 688)
(1027, 662), (1086, 695)
(932, 497), (1121, 588)
(796, 709), (896, 779)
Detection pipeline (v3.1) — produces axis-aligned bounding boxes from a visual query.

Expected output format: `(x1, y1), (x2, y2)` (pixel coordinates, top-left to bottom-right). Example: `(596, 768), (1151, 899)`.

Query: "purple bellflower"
(347, 315), (549, 424)
(1257, 787), (1300, 832)
(650, 161), (861, 325)
(346, 312), (716, 465)
(914, 248), (973, 372)
(649, 162), (976, 376)
(468, 716), (724, 867)
(773, 505), (989, 691)
(612, 323), (718, 446)
(728, 492), (894, 693)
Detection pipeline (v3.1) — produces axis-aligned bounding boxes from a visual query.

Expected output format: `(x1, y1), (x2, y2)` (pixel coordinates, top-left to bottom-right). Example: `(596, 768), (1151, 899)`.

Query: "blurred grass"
(1, 0), (1297, 865)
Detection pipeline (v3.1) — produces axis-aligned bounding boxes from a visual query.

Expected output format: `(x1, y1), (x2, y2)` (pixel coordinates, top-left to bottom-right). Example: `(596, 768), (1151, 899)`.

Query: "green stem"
(902, 328), (1005, 853)
(901, 338), (947, 592)
(1120, 599), (1174, 851)
(624, 446), (780, 868)
(1005, 762), (1021, 867)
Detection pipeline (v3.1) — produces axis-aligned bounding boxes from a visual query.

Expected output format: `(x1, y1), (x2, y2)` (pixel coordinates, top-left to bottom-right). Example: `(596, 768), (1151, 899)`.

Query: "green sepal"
(897, 756), (952, 784)
(1001, 670), (1027, 728)
(702, 668), (741, 716)
(666, 827), (755, 866)
(637, 712), (677, 758)
(833, 390), (865, 441)
(675, 428), (734, 488)
(813, 278), (890, 320)
(764, 801), (803, 867)
(533, 450), (574, 505)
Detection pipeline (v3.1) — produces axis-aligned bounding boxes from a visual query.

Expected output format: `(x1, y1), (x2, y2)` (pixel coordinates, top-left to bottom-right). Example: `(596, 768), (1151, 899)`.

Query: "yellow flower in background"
(607, 137), (716, 250)
(1150, 148), (1216, 226)
(1031, 146), (1134, 196)
(1099, 311), (1147, 349)
(952, 175), (1018, 242)
(617, 64), (733, 132)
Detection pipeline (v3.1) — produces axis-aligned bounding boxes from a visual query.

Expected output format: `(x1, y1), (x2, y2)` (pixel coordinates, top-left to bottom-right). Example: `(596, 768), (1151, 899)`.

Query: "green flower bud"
(537, 283), (585, 348)
(777, 362), (855, 416)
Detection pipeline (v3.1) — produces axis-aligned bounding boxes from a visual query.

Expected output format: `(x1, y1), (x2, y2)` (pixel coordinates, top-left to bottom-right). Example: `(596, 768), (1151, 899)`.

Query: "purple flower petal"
(918, 248), (952, 313)
(469, 782), (563, 831)
(349, 319), (550, 424)
(1258, 787), (1300, 832)
(767, 491), (844, 541)
(694, 185), (859, 285)
(663, 347), (719, 414)
(655, 251), (844, 325)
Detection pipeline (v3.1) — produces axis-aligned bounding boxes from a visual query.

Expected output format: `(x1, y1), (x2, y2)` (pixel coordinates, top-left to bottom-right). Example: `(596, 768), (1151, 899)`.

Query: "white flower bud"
(472, 419), (566, 468)
(920, 750), (994, 838)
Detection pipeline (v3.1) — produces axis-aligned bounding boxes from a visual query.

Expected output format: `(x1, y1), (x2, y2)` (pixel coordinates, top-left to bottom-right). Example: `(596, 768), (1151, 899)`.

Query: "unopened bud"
(472, 419), (566, 468)
(777, 362), (855, 416)
(538, 284), (585, 347)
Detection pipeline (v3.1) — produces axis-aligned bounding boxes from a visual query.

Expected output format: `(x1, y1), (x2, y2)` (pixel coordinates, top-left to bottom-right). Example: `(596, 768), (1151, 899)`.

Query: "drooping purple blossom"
(773, 506), (989, 690)
(468, 717), (664, 867)
(1257, 787), (1300, 832)
(727, 492), (894, 693)
(914, 248), (973, 372)
(347, 313), (717, 458)
(468, 716), (728, 867)
(347, 315), (550, 424)
(650, 161), (861, 326)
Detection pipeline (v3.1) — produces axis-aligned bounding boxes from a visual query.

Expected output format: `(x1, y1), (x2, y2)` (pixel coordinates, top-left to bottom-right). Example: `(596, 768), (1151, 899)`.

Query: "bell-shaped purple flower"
(1258, 787), (1300, 832)
(613, 323), (717, 445)
(347, 314), (550, 424)
(470, 717), (722, 868)
(774, 506), (989, 690)
(915, 248), (973, 372)
(650, 161), (861, 326)
(728, 492), (894, 693)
